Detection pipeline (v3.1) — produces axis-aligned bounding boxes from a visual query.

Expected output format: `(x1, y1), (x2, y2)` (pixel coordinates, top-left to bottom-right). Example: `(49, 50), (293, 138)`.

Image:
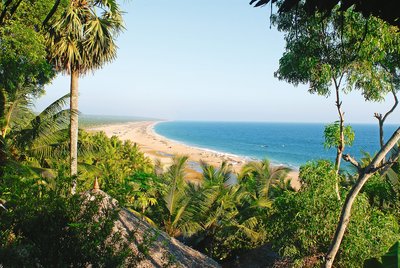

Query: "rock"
(83, 189), (220, 268)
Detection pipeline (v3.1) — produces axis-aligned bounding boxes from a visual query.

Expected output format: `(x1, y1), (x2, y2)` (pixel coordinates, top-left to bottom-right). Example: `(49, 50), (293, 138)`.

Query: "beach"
(87, 121), (300, 188)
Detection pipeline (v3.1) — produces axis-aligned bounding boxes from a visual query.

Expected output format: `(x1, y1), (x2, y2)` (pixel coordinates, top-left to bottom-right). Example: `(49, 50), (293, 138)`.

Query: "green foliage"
(357, 150), (400, 214)
(144, 159), (291, 261)
(273, 3), (400, 101)
(47, 0), (124, 74)
(0, 1), (56, 134)
(324, 121), (355, 149)
(363, 174), (397, 211)
(268, 161), (399, 267)
(364, 241), (400, 268)
(0, 178), (138, 267)
(0, 1), (55, 91)
(158, 156), (202, 237)
(190, 162), (253, 260)
(0, 0), (66, 174)
(77, 131), (154, 192)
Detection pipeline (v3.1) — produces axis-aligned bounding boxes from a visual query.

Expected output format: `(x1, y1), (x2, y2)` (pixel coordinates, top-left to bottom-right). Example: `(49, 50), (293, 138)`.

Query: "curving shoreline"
(87, 121), (300, 188)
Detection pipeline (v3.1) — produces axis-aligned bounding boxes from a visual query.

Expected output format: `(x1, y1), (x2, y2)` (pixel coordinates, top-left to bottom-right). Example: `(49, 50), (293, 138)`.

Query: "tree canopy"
(250, 0), (400, 29)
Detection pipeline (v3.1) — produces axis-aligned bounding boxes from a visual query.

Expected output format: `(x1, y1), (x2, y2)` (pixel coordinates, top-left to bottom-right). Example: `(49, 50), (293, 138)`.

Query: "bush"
(0, 178), (138, 267)
(267, 160), (399, 267)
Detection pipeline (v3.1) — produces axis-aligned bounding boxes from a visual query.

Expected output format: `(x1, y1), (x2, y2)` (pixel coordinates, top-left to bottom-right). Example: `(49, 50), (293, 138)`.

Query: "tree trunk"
(70, 70), (79, 194)
(374, 90), (398, 151)
(0, 88), (6, 138)
(325, 127), (400, 268)
(2, 93), (17, 138)
(0, 89), (7, 176)
(0, 136), (6, 178)
(334, 82), (344, 200)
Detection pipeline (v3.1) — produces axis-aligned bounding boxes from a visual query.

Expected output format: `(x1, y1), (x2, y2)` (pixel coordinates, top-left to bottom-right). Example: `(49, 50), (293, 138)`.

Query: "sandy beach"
(88, 121), (300, 189)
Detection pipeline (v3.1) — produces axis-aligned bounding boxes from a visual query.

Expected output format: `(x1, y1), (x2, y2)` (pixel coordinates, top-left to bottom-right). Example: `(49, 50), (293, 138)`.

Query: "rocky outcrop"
(83, 189), (220, 268)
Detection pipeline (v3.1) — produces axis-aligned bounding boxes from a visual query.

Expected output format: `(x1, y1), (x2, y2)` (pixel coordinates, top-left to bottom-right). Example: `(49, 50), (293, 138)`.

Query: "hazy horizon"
(35, 1), (400, 125)
(79, 113), (399, 125)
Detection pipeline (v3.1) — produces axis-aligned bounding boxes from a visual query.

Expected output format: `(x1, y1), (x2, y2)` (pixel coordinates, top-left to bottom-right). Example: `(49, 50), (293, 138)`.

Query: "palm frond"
(38, 93), (70, 120)
(127, 208), (157, 227)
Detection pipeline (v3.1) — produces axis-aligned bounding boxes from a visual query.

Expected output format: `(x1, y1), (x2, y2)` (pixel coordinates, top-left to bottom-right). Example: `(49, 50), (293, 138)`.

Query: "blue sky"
(35, 0), (400, 124)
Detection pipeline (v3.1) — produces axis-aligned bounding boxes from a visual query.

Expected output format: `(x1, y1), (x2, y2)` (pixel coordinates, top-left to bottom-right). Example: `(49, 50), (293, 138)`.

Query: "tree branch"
(8, 0), (22, 21)
(0, 0), (13, 25)
(42, 0), (61, 27)
(342, 154), (361, 172)
(325, 127), (400, 268)
(378, 148), (400, 175)
(0, 0), (23, 26)
(374, 90), (398, 149)
(382, 90), (398, 123)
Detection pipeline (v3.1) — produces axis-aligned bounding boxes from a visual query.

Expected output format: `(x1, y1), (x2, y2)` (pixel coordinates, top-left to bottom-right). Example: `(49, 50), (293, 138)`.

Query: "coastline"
(87, 121), (300, 189)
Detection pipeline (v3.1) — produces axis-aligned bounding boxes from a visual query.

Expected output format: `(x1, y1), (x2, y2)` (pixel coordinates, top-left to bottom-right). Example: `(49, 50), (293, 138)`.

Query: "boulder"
(83, 189), (220, 268)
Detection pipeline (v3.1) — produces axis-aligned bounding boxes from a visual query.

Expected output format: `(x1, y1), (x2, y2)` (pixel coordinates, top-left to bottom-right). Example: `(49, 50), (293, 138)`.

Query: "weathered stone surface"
(84, 189), (220, 268)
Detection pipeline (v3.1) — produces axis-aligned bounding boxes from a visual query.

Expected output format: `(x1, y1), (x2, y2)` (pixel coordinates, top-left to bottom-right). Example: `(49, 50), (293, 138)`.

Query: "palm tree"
(239, 159), (290, 202)
(159, 156), (201, 237)
(11, 94), (71, 161)
(0, 91), (71, 182)
(193, 162), (268, 259)
(47, 0), (124, 193)
(0, 79), (71, 160)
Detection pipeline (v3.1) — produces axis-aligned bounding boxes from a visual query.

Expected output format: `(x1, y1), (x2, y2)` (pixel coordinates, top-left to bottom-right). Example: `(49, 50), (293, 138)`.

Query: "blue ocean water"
(154, 121), (399, 169)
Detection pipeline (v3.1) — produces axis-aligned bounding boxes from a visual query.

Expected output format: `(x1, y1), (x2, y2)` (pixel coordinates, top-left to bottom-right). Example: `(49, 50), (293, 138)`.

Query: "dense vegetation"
(1, 0), (399, 267)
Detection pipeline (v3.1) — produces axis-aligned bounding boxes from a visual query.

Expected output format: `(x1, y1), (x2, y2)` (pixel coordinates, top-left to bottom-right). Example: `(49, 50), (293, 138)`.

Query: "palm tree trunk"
(70, 69), (79, 194)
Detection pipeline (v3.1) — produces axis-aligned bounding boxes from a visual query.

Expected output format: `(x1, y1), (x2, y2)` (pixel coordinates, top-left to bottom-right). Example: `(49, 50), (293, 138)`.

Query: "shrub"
(268, 160), (399, 267)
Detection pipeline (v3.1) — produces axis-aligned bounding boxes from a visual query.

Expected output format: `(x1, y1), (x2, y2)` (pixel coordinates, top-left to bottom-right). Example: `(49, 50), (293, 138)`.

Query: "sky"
(34, 0), (400, 124)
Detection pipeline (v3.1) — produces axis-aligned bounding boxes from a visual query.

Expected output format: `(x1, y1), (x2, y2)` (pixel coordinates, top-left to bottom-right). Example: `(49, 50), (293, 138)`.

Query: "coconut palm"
(47, 0), (124, 193)
(239, 159), (290, 202)
(0, 91), (72, 181)
(193, 162), (267, 259)
(11, 94), (71, 161)
(159, 156), (201, 237)
(0, 80), (70, 158)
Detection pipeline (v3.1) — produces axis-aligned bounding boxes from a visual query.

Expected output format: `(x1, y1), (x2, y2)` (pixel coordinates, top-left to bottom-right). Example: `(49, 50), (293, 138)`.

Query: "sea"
(154, 121), (399, 170)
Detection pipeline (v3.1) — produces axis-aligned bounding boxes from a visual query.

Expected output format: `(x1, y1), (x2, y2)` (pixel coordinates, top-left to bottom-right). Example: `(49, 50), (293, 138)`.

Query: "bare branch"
(342, 154), (361, 172)
(382, 90), (398, 123)
(373, 112), (382, 120)
(374, 90), (399, 149)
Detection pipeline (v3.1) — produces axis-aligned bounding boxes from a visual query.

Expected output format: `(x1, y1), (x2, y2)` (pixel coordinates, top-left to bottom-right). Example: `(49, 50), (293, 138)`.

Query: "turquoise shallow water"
(154, 121), (398, 169)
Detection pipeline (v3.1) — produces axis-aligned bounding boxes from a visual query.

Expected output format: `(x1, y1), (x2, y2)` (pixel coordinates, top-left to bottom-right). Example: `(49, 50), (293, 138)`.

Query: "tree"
(158, 156), (201, 237)
(193, 162), (240, 259)
(273, 5), (397, 174)
(190, 161), (271, 260)
(325, 129), (400, 267)
(268, 160), (399, 267)
(267, 3), (400, 266)
(8, 93), (71, 166)
(0, 0), (58, 175)
(47, 0), (124, 193)
(239, 159), (289, 203)
(249, 0), (400, 28)
(323, 121), (355, 199)
(0, 0), (65, 27)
